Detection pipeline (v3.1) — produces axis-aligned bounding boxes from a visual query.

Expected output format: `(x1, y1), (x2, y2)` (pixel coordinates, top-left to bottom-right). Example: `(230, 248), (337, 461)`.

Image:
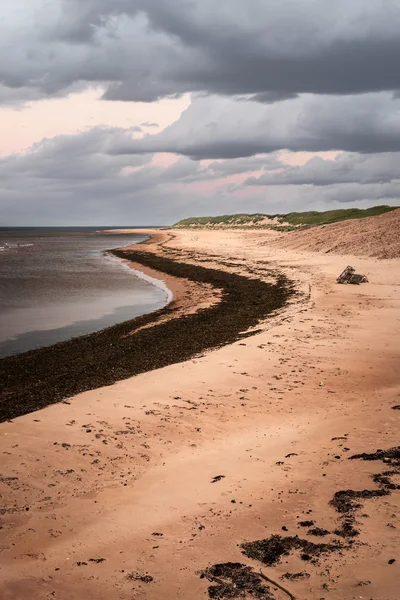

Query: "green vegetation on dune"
(173, 213), (268, 227)
(283, 205), (398, 226)
(172, 205), (398, 229)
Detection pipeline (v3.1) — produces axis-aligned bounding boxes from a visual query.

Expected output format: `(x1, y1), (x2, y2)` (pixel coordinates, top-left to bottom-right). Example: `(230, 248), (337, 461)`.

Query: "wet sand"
(0, 228), (399, 600)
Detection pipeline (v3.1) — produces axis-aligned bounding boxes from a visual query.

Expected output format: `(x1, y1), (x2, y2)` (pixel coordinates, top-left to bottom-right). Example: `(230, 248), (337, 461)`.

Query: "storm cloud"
(2, 1), (400, 104)
(1, 0), (400, 224)
(106, 93), (400, 159)
(1, 128), (399, 225)
(245, 152), (400, 187)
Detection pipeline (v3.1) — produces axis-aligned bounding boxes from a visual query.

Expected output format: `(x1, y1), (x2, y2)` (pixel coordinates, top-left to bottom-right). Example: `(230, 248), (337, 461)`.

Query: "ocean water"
(0, 228), (169, 358)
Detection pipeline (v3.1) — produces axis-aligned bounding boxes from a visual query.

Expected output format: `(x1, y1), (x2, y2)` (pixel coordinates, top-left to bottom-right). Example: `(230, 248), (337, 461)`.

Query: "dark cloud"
(245, 152), (400, 186)
(0, 127), (398, 226)
(2, 1), (400, 224)
(245, 92), (299, 104)
(2, 1), (400, 104)
(106, 93), (400, 159)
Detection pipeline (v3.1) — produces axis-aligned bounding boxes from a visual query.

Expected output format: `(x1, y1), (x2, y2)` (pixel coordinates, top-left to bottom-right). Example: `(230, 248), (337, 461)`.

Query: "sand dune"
(272, 207), (400, 258)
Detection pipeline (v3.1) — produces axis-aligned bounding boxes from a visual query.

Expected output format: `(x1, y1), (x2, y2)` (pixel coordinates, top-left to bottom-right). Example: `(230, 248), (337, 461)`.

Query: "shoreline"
(0, 230), (170, 360)
(0, 228), (398, 600)
(0, 235), (293, 422)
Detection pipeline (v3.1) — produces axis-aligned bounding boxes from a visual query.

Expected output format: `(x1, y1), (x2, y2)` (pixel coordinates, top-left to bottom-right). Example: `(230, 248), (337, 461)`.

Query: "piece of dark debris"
(307, 527), (330, 537)
(299, 521), (314, 527)
(336, 266), (368, 285)
(211, 475), (226, 483)
(281, 571), (310, 581)
(88, 558), (106, 563)
(126, 572), (154, 583)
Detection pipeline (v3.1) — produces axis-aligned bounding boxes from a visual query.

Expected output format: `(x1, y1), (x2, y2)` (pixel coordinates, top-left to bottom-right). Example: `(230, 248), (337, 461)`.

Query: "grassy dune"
(173, 205), (398, 230)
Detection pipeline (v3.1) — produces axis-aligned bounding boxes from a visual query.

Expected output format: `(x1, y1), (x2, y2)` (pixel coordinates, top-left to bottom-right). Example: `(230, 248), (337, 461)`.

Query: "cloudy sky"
(1, 0), (400, 225)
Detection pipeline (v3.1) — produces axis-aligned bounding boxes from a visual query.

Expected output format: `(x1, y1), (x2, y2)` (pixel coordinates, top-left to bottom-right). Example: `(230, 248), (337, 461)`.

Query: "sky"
(1, 0), (400, 225)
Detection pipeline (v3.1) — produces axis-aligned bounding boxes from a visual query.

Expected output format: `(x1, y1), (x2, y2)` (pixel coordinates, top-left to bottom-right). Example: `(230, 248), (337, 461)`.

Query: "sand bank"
(0, 228), (399, 600)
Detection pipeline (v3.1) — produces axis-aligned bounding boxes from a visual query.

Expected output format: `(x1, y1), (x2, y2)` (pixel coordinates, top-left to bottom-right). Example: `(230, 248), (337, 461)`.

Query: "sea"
(0, 227), (169, 359)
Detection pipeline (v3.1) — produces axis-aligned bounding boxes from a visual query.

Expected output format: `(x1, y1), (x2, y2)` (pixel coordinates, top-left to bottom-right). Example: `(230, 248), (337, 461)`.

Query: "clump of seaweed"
(298, 520), (314, 527)
(200, 563), (299, 600)
(330, 489), (389, 514)
(333, 518), (360, 538)
(240, 535), (343, 566)
(126, 572), (153, 583)
(372, 471), (400, 490)
(350, 447), (400, 466)
(281, 571), (310, 581)
(307, 527), (330, 537)
(199, 563), (273, 599)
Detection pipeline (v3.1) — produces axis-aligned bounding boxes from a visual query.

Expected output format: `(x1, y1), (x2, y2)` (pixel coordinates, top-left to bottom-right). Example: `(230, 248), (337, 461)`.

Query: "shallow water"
(0, 228), (168, 357)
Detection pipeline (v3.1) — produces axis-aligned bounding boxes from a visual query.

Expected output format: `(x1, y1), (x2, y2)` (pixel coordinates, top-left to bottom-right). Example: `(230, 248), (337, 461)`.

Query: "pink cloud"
(0, 89), (190, 156)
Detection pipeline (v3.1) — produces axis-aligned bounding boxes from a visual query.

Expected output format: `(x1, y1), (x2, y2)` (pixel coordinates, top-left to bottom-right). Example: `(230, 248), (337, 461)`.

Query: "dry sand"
(1, 223), (399, 600)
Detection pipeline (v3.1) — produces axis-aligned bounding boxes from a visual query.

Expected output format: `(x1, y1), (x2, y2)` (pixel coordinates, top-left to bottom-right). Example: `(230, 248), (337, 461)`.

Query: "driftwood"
(259, 570), (296, 600)
(336, 265), (368, 285)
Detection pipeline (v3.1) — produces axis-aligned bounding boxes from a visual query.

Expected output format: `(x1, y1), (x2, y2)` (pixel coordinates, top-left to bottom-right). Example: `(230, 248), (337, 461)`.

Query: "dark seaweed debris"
(88, 558), (106, 564)
(307, 527), (330, 537)
(349, 447), (400, 466)
(330, 447), (400, 514)
(325, 447), (400, 548)
(330, 489), (389, 513)
(126, 572), (154, 583)
(240, 535), (343, 566)
(0, 248), (293, 422)
(203, 446), (399, 590)
(199, 563), (274, 599)
(333, 519), (360, 538)
(373, 471), (400, 490)
(211, 475), (226, 483)
(281, 571), (310, 581)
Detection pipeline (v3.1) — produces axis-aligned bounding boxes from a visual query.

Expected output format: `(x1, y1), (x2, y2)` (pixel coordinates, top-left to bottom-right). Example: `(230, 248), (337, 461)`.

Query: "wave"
(0, 242), (34, 251)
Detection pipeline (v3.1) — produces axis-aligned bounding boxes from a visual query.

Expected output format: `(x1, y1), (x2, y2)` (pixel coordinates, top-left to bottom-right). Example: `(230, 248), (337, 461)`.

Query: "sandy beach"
(1, 224), (399, 599)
